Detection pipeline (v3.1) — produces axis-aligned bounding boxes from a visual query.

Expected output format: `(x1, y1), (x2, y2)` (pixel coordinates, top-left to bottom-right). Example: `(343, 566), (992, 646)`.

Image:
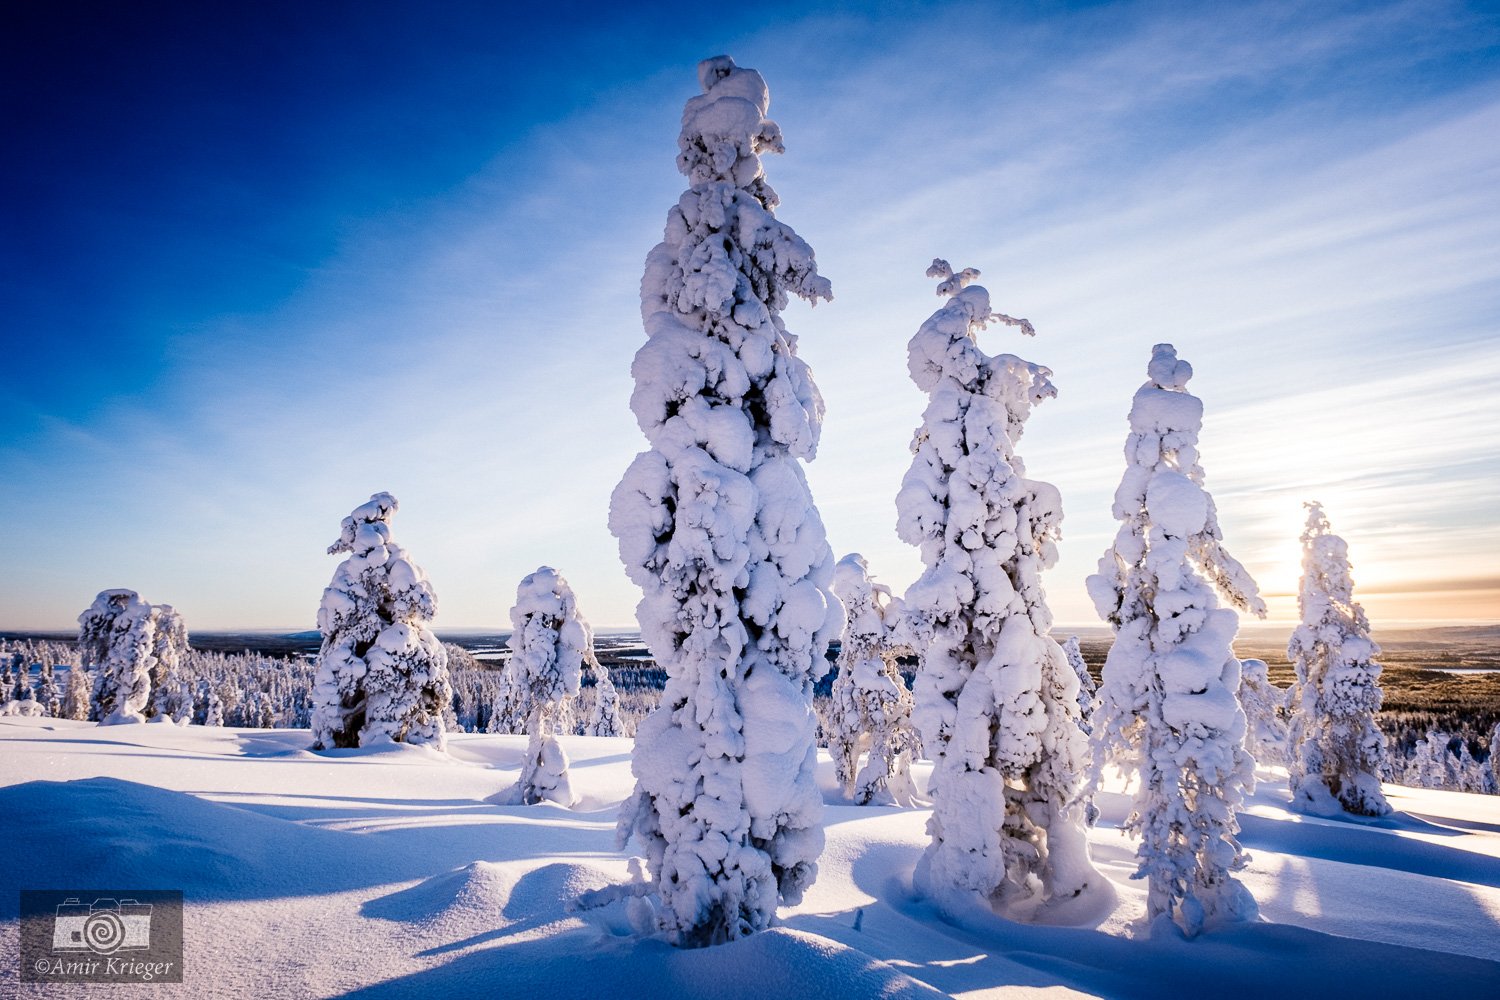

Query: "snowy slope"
(2, 718), (1497, 998)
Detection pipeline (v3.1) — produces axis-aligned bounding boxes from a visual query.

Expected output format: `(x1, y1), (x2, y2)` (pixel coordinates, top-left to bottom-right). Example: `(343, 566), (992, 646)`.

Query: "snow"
(2, 717), (1498, 998)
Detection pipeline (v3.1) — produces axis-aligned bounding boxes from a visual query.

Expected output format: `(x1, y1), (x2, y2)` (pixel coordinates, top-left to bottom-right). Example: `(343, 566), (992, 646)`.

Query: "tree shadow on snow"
(0, 777), (617, 910)
(1237, 812), (1500, 887)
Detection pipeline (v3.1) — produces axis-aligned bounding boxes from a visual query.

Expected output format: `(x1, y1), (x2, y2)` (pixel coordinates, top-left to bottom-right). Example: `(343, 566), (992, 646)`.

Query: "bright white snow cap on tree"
(505, 566), (592, 806)
(1286, 502), (1391, 817)
(608, 55), (838, 948)
(1087, 343), (1266, 937)
(898, 260), (1100, 920)
(310, 493), (451, 752)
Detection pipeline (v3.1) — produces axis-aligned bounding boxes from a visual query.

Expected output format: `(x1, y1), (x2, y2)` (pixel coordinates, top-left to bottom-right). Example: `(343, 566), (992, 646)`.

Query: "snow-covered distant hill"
(2, 718), (1497, 998)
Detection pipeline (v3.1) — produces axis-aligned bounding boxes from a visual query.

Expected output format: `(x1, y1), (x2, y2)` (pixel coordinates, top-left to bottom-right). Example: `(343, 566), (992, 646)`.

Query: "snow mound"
(364, 860), (616, 937)
(340, 925), (945, 1000)
(0, 776), (370, 906)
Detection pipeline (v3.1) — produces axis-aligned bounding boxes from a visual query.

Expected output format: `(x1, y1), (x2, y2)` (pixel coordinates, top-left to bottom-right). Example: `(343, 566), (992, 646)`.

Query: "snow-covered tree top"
(1102, 343), (1266, 619)
(77, 590), (154, 647)
(906, 260), (1051, 420)
(508, 566), (593, 667)
(629, 56), (832, 473)
(318, 492), (436, 639)
(832, 553), (892, 647)
(329, 492), (398, 556)
(1298, 501), (1361, 613)
(680, 56), (780, 187)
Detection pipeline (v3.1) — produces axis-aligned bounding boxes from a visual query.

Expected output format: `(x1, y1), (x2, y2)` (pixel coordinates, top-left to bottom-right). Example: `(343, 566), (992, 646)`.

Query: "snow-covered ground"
(2, 717), (1497, 998)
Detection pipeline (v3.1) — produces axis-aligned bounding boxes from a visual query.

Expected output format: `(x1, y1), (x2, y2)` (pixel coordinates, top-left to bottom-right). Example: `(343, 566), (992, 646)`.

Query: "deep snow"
(2, 717), (1498, 998)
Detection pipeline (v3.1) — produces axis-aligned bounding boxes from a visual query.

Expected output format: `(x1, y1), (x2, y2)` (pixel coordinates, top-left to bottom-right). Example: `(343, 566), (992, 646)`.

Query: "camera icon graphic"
(51, 898), (153, 955)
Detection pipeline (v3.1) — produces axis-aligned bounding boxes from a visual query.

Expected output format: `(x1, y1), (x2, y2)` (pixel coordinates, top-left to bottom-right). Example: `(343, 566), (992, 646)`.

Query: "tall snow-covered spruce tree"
(310, 493), (451, 751)
(1285, 502), (1391, 816)
(504, 566), (595, 806)
(897, 260), (1099, 919)
(1087, 343), (1267, 936)
(607, 56), (839, 947)
(77, 589), (187, 725)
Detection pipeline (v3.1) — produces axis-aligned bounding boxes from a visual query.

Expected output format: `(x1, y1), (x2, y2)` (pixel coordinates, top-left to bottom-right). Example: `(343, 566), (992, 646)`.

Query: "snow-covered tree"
(1490, 723), (1500, 796)
(1087, 343), (1267, 936)
(204, 688), (224, 727)
(505, 567), (595, 805)
(77, 589), (186, 726)
(310, 493), (451, 751)
(1060, 636), (1096, 736)
(1238, 658), (1289, 767)
(586, 660), (624, 738)
(828, 553), (920, 806)
(897, 260), (1098, 918)
(1406, 730), (1457, 789)
(142, 605), (187, 718)
(606, 55), (839, 947)
(1285, 503), (1391, 817)
(37, 662), (61, 717)
(10, 656), (30, 701)
(62, 667), (92, 721)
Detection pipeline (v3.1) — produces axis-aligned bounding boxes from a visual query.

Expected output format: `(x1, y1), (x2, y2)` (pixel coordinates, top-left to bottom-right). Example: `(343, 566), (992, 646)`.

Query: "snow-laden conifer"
(1285, 503), (1391, 816)
(1060, 636), (1096, 736)
(505, 566), (594, 805)
(829, 553), (920, 806)
(310, 493), (451, 751)
(62, 667), (92, 721)
(607, 56), (838, 947)
(897, 260), (1098, 918)
(78, 589), (187, 726)
(1238, 658), (1289, 767)
(204, 688), (225, 727)
(1087, 343), (1267, 936)
(586, 660), (625, 738)
(37, 662), (62, 718)
(1490, 723), (1500, 796)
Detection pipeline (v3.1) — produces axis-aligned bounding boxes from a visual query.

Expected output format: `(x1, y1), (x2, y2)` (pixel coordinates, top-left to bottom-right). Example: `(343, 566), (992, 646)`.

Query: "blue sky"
(3, 0), (1498, 631)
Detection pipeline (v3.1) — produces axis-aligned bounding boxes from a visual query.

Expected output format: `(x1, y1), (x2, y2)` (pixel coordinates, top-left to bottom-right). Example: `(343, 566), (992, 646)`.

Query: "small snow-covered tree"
(1490, 723), (1500, 796)
(505, 567), (594, 805)
(11, 656), (30, 702)
(1060, 636), (1096, 736)
(310, 493), (451, 751)
(40, 663), (61, 717)
(897, 261), (1098, 918)
(1285, 503), (1391, 817)
(829, 553), (920, 806)
(607, 56), (839, 947)
(204, 688), (224, 727)
(144, 605), (187, 718)
(1406, 730), (1455, 789)
(62, 667), (92, 721)
(586, 660), (624, 738)
(1238, 658), (1288, 767)
(1087, 343), (1267, 936)
(78, 589), (186, 726)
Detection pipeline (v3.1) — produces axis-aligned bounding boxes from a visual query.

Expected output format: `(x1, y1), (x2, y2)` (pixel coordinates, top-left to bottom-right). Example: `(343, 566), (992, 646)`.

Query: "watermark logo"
(52, 897), (154, 954)
(21, 889), (183, 984)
